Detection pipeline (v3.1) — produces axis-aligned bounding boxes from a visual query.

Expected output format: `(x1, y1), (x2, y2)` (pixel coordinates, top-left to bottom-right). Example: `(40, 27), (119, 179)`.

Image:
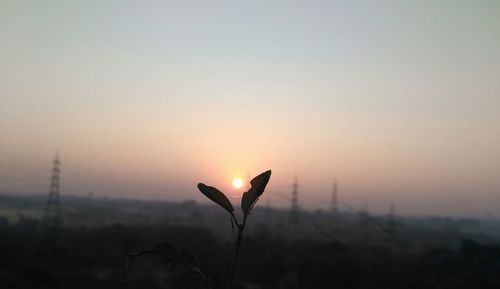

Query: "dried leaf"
(128, 241), (177, 263)
(181, 247), (200, 269)
(148, 241), (177, 262)
(197, 183), (234, 213)
(241, 170), (272, 215)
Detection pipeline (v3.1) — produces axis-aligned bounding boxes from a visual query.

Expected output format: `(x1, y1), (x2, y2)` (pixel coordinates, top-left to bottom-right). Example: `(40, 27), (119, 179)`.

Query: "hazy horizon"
(1, 1), (499, 217)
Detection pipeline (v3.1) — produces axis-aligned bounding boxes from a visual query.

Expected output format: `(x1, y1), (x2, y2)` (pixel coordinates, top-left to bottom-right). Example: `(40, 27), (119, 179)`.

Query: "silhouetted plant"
(123, 170), (271, 289)
(125, 241), (211, 289)
(198, 170), (272, 289)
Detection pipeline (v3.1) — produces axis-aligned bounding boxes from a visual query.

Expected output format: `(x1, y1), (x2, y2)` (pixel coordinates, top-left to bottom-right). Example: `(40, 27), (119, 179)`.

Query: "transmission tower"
(290, 176), (299, 224)
(330, 181), (338, 214)
(388, 202), (396, 237)
(43, 152), (62, 231)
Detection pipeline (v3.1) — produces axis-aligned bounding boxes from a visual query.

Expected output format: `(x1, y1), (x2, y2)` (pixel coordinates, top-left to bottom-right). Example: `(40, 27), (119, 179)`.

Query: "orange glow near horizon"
(1, 1), (500, 217)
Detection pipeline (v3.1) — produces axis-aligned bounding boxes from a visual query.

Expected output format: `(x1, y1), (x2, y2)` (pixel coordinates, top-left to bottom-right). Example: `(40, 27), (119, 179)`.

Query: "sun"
(232, 178), (244, 189)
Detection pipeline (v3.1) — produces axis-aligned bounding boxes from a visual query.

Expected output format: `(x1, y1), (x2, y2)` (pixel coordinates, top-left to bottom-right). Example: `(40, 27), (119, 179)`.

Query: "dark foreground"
(1, 222), (500, 289)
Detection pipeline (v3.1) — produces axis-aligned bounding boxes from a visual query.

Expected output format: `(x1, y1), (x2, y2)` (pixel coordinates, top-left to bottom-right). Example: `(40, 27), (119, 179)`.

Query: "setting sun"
(232, 178), (243, 189)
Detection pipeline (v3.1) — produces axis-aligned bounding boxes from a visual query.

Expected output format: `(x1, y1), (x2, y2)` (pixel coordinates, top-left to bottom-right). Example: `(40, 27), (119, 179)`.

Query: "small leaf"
(148, 241), (177, 262)
(241, 170), (272, 215)
(181, 247), (200, 269)
(128, 241), (177, 263)
(197, 183), (234, 213)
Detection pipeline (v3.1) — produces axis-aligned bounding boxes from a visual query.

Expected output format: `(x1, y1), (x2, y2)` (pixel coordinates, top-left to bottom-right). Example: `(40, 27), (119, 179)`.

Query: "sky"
(1, 0), (499, 217)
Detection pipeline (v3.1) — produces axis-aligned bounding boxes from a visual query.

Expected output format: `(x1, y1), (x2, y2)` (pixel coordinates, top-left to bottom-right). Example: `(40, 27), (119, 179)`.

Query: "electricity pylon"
(43, 152), (62, 232)
(290, 176), (299, 224)
(331, 181), (338, 214)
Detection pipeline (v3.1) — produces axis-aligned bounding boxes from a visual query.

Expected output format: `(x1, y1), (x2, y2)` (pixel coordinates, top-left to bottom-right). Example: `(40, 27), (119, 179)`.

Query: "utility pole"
(43, 152), (62, 232)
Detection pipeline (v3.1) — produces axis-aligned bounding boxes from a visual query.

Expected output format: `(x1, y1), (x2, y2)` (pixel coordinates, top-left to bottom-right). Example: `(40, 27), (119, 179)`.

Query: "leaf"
(241, 170), (272, 215)
(128, 241), (177, 263)
(148, 241), (177, 262)
(197, 183), (234, 213)
(181, 247), (200, 269)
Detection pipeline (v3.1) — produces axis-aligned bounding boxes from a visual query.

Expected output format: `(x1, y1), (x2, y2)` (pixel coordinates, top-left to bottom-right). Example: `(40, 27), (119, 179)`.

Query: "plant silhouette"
(198, 170), (272, 289)
(126, 241), (211, 289)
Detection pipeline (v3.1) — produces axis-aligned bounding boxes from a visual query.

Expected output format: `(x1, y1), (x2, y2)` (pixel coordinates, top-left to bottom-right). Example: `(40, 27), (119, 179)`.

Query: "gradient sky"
(1, 1), (499, 217)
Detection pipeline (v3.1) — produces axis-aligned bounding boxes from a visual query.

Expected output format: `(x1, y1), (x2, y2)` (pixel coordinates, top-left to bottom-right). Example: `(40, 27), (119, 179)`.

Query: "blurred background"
(1, 1), (500, 288)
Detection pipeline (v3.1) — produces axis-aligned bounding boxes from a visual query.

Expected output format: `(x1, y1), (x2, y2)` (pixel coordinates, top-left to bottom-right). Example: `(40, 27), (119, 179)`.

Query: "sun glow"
(232, 178), (243, 189)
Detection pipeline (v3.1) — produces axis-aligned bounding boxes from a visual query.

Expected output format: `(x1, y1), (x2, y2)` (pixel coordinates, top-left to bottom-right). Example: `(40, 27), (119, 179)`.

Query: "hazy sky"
(1, 0), (499, 217)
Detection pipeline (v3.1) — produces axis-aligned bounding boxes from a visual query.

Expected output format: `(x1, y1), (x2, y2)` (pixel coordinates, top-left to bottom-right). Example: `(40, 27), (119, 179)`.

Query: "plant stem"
(228, 215), (247, 289)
